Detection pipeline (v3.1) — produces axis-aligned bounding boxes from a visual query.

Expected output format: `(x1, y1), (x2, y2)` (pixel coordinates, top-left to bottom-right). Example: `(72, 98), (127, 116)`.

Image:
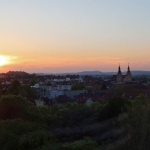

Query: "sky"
(0, 0), (150, 73)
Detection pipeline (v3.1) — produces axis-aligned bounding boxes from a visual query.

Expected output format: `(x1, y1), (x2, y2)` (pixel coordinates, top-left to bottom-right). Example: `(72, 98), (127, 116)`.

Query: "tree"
(30, 78), (37, 86)
(0, 119), (53, 150)
(0, 81), (2, 96)
(71, 83), (85, 90)
(0, 95), (31, 120)
(116, 95), (150, 150)
(91, 101), (102, 110)
(99, 97), (131, 121)
(21, 84), (38, 98)
(9, 80), (21, 95)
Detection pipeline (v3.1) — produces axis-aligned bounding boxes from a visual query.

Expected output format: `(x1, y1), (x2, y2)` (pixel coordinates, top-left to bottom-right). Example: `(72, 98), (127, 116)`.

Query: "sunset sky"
(0, 0), (150, 73)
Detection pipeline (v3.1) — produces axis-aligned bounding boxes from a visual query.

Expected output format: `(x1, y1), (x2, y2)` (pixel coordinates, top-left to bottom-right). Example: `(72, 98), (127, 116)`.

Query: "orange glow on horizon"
(0, 54), (149, 73)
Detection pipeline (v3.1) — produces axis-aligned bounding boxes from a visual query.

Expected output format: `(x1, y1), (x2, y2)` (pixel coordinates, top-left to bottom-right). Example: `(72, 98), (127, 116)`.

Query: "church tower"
(127, 65), (131, 75)
(117, 65), (122, 83)
(123, 64), (132, 82)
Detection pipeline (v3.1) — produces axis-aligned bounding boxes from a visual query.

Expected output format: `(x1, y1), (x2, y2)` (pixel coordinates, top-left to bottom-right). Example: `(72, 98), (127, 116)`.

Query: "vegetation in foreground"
(0, 94), (149, 150)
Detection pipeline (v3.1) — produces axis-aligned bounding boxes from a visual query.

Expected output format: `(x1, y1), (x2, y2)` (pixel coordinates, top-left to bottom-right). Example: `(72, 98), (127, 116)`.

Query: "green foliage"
(19, 130), (51, 149)
(36, 143), (63, 150)
(38, 136), (100, 150)
(21, 84), (38, 98)
(111, 95), (150, 150)
(71, 83), (85, 90)
(123, 95), (150, 150)
(6, 81), (38, 98)
(0, 95), (31, 120)
(63, 137), (100, 150)
(8, 80), (21, 95)
(91, 101), (102, 110)
(99, 97), (131, 121)
(111, 85), (136, 97)
(0, 94), (138, 150)
(66, 102), (78, 109)
(0, 120), (44, 150)
(30, 75), (38, 86)
(20, 89), (28, 97)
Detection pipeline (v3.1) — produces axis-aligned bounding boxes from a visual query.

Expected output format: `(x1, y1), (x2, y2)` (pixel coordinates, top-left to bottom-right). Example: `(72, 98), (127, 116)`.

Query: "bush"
(99, 97), (131, 121)
(124, 95), (150, 150)
(0, 119), (39, 150)
(63, 137), (100, 150)
(112, 95), (150, 150)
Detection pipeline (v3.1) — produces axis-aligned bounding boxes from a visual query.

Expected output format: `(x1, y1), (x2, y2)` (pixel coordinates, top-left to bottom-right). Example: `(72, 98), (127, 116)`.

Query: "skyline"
(0, 0), (150, 73)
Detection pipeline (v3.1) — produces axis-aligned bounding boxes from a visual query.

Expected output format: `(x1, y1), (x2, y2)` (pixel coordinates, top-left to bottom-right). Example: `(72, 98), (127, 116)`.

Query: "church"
(111, 65), (132, 83)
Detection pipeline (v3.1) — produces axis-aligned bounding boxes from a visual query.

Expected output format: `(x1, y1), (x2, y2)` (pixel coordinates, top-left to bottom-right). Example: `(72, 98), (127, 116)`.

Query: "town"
(0, 66), (150, 150)
(0, 65), (150, 107)
(1, 0), (150, 149)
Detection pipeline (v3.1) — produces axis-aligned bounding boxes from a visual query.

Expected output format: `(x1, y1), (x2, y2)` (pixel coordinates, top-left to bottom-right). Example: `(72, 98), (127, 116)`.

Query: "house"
(49, 91), (64, 99)
(32, 83), (40, 89)
(54, 95), (73, 104)
(93, 93), (117, 103)
(27, 98), (36, 106)
(42, 97), (53, 106)
(76, 97), (94, 106)
(0, 73), (6, 79)
(73, 77), (84, 83)
(57, 81), (72, 91)
(76, 97), (88, 104)
(64, 90), (87, 99)
(35, 99), (44, 106)
(85, 98), (94, 106)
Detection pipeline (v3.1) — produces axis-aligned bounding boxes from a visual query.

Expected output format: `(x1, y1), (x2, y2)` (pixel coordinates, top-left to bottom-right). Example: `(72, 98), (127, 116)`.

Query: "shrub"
(63, 137), (100, 150)
(99, 97), (131, 121)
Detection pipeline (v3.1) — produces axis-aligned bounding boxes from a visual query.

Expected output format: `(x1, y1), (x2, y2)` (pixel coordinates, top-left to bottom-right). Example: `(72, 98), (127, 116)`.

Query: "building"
(123, 65), (132, 82)
(35, 99), (44, 106)
(57, 81), (72, 91)
(112, 65), (132, 83)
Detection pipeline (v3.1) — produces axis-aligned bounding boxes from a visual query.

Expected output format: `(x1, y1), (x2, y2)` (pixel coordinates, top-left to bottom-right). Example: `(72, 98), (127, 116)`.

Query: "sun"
(0, 56), (9, 66)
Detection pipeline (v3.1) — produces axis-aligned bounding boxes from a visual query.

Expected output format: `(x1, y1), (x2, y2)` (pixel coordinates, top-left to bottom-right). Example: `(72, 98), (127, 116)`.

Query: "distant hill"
(77, 71), (102, 75)
(75, 71), (150, 76)
(130, 71), (150, 76)
(102, 71), (150, 76)
(35, 70), (150, 76)
(36, 71), (102, 76)
(7, 71), (29, 76)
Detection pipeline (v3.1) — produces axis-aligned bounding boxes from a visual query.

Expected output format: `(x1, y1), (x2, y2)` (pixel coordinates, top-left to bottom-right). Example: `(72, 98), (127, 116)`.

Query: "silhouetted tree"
(0, 95), (31, 120)
(9, 80), (21, 95)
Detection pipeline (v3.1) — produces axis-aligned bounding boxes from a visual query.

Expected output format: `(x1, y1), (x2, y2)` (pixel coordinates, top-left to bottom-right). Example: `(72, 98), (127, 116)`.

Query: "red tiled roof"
(76, 97), (88, 104)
